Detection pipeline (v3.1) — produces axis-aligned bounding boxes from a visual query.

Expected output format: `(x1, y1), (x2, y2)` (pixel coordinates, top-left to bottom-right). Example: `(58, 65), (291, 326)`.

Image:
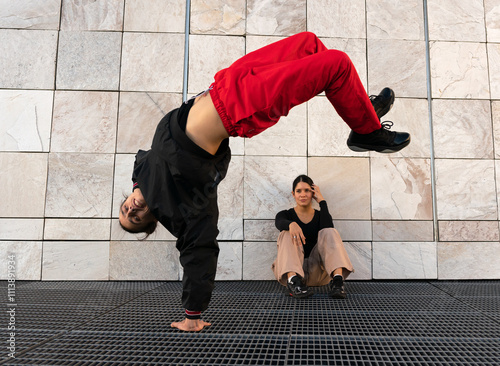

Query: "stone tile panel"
(191, 0), (246, 35)
(56, 31), (122, 90)
(51, 91), (118, 153)
(432, 99), (493, 159)
(0, 90), (53, 152)
(309, 157), (371, 220)
(0, 241), (42, 280)
(371, 157), (432, 220)
(247, 0), (306, 36)
(61, 0), (124, 31)
(42, 241), (109, 280)
(2, 153), (48, 217)
(430, 41), (489, 99)
(0, 30), (57, 89)
(45, 153), (114, 218)
(373, 241), (437, 279)
(109, 241), (178, 280)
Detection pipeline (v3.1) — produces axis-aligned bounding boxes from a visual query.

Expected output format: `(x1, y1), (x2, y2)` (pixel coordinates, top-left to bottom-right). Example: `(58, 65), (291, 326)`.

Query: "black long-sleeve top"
(275, 200), (334, 258)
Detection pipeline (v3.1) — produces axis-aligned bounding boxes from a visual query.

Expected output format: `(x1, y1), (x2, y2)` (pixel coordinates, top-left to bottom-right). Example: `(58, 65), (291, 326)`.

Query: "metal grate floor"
(1, 280), (499, 365)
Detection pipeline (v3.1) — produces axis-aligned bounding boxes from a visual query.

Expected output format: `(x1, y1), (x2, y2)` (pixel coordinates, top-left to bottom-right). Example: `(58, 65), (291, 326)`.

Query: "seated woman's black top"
(275, 201), (334, 258)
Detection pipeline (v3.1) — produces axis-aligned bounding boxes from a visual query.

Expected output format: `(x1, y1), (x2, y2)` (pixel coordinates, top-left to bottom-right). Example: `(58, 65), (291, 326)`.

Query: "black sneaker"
(370, 87), (395, 119)
(287, 276), (313, 298)
(347, 121), (411, 153)
(329, 276), (346, 299)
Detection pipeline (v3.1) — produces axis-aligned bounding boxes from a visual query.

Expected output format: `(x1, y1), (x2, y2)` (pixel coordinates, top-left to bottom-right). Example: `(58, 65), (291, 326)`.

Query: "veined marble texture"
(44, 219), (111, 241)
(438, 242), (500, 279)
(0, 241), (42, 280)
(485, 0), (500, 42)
(373, 221), (434, 242)
(0, 29), (57, 89)
(61, 0), (124, 31)
(307, 97), (368, 157)
(188, 35), (245, 94)
(438, 221), (500, 242)
(494, 104), (500, 159)
(308, 157), (371, 220)
(109, 241), (178, 280)
(344, 242), (372, 280)
(432, 99), (493, 159)
(334, 221), (372, 241)
(436, 159), (497, 220)
(0, 219), (44, 240)
(216, 242), (243, 280)
(117, 92), (182, 153)
(51, 91), (118, 153)
(0, 0), (60, 29)
(124, 0), (185, 32)
(244, 156), (307, 219)
(218, 156), (244, 240)
(307, 0), (365, 38)
(42, 241), (109, 280)
(430, 41), (489, 99)
(244, 220), (278, 241)
(488, 43), (500, 99)
(121, 33), (184, 92)
(373, 242), (438, 279)
(367, 0), (424, 41)
(0, 90), (53, 152)
(371, 157), (432, 220)
(247, 0), (306, 36)
(56, 31), (122, 90)
(45, 153), (114, 218)
(243, 242), (276, 280)
(368, 39), (427, 98)
(427, 0), (486, 42)
(191, 0), (245, 35)
(2, 153), (48, 218)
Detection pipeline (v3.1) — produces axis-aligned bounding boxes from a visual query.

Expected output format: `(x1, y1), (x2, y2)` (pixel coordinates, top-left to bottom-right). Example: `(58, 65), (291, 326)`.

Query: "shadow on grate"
(287, 336), (500, 366)
(2, 333), (289, 366)
(430, 281), (500, 297)
(0, 330), (62, 362)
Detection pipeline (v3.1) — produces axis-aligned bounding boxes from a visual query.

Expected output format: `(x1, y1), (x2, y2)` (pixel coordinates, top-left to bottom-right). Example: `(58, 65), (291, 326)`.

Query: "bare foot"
(171, 318), (211, 332)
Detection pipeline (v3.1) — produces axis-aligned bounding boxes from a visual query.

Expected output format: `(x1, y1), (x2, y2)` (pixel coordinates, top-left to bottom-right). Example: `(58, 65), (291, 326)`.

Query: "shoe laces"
(381, 121), (394, 130)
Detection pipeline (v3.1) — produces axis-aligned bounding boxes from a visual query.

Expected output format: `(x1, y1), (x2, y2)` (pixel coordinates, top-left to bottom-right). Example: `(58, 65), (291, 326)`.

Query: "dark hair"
(119, 219), (157, 240)
(119, 198), (158, 240)
(292, 174), (314, 191)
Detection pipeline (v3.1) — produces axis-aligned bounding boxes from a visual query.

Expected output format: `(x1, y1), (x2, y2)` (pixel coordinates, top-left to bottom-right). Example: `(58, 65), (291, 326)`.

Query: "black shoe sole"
(347, 138), (410, 153)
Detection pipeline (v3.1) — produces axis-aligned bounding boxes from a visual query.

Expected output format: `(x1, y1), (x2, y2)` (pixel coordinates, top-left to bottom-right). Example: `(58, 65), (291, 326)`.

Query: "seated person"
(272, 175), (353, 298)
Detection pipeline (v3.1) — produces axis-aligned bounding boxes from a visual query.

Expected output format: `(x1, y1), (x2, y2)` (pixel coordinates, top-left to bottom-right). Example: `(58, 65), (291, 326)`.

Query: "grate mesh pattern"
(287, 336), (500, 365)
(1, 280), (499, 365)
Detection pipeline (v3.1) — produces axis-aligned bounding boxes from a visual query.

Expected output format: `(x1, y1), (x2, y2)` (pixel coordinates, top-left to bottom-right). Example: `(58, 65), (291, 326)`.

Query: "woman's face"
(292, 182), (314, 207)
(119, 188), (155, 231)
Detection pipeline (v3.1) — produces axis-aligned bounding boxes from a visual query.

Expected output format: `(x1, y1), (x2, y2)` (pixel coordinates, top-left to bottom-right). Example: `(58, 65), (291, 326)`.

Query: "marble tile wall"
(1, 0), (499, 282)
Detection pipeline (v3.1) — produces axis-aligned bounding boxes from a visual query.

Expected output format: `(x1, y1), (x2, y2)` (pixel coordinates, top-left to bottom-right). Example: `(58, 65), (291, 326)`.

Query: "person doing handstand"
(119, 32), (410, 332)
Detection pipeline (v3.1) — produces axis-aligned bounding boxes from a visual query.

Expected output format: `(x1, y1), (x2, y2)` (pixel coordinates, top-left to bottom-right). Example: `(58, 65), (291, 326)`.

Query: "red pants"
(209, 32), (381, 138)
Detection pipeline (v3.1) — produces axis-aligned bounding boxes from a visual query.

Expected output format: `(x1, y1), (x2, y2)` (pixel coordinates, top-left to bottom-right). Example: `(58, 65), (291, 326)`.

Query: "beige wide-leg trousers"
(272, 228), (353, 286)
